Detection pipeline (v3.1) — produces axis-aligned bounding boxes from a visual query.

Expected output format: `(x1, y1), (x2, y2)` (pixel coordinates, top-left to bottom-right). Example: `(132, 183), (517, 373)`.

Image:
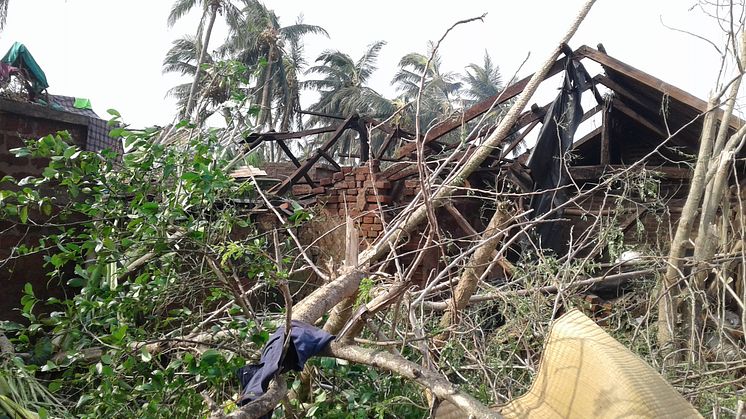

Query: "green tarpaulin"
(73, 98), (92, 110)
(1, 42), (49, 94)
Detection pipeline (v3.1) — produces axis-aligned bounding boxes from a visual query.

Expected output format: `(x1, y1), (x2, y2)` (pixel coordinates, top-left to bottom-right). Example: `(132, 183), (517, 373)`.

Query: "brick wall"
(0, 111), (89, 321)
(293, 162), (393, 243)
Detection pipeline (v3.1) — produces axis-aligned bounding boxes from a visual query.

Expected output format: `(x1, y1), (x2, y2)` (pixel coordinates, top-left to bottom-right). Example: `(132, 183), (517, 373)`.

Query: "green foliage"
(0, 124), (280, 417)
(291, 358), (426, 418)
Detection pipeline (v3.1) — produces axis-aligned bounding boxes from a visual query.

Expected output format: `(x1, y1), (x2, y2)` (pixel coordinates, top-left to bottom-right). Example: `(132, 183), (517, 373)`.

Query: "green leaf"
(10, 147), (31, 157)
(18, 205), (28, 223)
(251, 330), (270, 346)
(40, 200), (52, 216)
(141, 201), (159, 215)
(200, 349), (221, 366)
(66, 277), (85, 287)
(109, 127), (126, 138)
(42, 167), (57, 178)
(140, 347), (152, 362)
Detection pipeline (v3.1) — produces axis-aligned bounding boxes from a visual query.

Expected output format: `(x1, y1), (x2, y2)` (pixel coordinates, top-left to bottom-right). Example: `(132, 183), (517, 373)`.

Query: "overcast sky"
(0, 0), (734, 128)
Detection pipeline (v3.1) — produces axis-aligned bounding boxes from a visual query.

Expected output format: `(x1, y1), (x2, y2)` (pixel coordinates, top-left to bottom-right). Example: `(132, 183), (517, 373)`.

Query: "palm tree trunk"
(259, 43), (275, 129)
(0, 0), (9, 31)
(184, 2), (218, 120)
(260, 43), (277, 161)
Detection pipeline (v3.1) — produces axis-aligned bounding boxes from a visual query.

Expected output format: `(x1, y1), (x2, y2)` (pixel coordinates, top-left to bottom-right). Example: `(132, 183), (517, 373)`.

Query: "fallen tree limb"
(423, 268), (658, 310)
(438, 202), (511, 334)
(358, 0), (598, 271)
(218, 2), (598, 416)
(215, 269), (365, 418)
(325, 342), (501, 419)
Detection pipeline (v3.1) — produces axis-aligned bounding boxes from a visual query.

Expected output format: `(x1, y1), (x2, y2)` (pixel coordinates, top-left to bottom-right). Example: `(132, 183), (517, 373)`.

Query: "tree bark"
(658, 96), (717, 351)
(259, 43), (275, 128)
(438, 203), (510, 335)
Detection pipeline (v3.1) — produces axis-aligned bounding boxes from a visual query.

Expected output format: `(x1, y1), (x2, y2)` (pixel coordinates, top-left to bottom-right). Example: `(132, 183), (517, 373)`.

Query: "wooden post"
(600, 100), (611, 166)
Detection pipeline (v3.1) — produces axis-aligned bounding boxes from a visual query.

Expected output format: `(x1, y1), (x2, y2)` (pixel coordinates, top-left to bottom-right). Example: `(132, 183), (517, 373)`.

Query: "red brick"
(333, 172), (344, 181)
(366, 195), (392, 204)
(311, 186), (325, 194)
(367, 230), (379, 238)
(342, 167), (353, 174)
(355, 174), (366, 181)
(363, 180), (391, 189)
(370, 224), (383, 231)
(319, 177), (333, 186)
(292, 185), (312, 195)
(362, 216), (376, 223)
(375, 180), (391, 189)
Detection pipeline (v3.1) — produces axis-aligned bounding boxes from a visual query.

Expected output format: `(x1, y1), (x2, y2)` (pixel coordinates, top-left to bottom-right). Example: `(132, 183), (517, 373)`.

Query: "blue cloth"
(237, 320), (334, 409)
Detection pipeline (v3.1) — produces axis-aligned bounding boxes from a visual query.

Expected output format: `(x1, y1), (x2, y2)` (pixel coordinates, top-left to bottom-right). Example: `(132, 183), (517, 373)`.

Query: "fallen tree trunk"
(220, 1), (599, 416)
(438, 202), (511, 335)
(357, 0), (599, 271)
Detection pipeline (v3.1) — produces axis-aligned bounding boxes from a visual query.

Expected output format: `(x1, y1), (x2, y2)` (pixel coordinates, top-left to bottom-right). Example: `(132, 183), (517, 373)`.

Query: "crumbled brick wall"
(293, 162), (393, 244)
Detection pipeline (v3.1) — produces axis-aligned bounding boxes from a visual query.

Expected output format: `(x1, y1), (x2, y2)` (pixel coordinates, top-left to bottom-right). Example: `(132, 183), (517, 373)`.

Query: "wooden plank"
(592, 74), (649, 110)
(464, 102), (549, 145)
(375, 129), (398, 159)
(270, 115), (355, 195)
(355, 120), (370, 162)
(600, 102), (610, 165)
(500, 120), (540, 160)
(572, 126), (602, 150)
(611, 98), (668, 138)
(320, 150), (342, 171)
(245, 125), (338, 143)
(580, 104), (602, 124)
(497, 101), (600, 161)
(569, 165), (692, 181)
(445, 203), (478, 237)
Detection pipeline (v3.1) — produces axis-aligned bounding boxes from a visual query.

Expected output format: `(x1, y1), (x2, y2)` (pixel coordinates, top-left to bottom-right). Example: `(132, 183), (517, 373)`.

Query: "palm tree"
(304, 41), (394, 123)
(167, 0), (242, 120)
(302, 41), (395, 159)
(462, 50), (504, 105)
(223, 2), (327, 131)
(392, 43), (462, 134)
(163, 36), (233, 123)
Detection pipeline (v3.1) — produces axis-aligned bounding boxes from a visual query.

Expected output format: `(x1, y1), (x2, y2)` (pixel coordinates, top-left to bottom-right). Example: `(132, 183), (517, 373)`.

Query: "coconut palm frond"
(167, 0), (199, 27)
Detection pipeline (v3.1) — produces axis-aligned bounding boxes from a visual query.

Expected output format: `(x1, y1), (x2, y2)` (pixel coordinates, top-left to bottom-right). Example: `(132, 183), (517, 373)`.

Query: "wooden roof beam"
(395, 53), (573, 157)
(270, 115), (357, 195)
(576, 45), (745, 130)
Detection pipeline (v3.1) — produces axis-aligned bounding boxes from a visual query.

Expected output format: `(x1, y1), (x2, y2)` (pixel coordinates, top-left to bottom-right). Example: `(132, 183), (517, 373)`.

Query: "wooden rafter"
(270, 115), (356, 195)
